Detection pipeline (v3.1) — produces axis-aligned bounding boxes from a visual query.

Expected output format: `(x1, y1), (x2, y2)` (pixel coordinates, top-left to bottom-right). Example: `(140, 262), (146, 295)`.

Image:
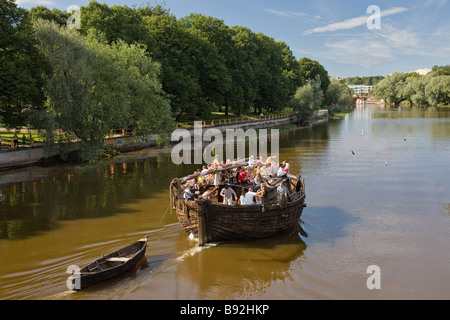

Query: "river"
(0, 105), (449, 300)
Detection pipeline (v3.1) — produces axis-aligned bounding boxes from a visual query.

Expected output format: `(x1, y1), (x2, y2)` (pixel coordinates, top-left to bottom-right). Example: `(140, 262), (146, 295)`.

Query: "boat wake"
(176, 234), (217, 262)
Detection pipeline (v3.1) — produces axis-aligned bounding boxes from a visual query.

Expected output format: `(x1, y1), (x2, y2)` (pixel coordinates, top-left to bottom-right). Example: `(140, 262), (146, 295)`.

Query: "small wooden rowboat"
(71, 236), (148, 290)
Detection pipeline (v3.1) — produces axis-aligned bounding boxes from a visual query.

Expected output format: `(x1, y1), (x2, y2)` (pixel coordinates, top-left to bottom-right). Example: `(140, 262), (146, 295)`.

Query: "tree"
(298, 57), (330, 102)
(402, 76), (427, 106)
(425, 75), (450, 106)
(372, 72), (408, 105)
(432, 65), (450, 77)
(180, 14), (233, 116)
(0, 0), (45, 128)
(33, 20), (172, 161)
(252, 33), (290, 114)
(80, 1), (147, 44)
(290, 76), (324, 123)
(327, 79), (354, 107)
(230, 26), (259, 113)
(29, 6), (69, 26)
(142, 14), (203, 120)
(179, 14), (232, 116)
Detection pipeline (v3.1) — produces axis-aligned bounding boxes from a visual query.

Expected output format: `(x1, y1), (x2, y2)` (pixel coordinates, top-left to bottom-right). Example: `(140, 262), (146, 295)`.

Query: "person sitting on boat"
(193, 179), (201, 197)
(277, 163), (287, 177)
(200, 166), (209, 176)
(270, 162), (279, 177)
(238, 170), (247, 185)
(246, 167), (255, 184)
(244, 188), (257, 205)
(201, 186), (219, 201)
(211, 155), (220, 168)
(220, 185), (237, 206)
(266, 155), (277, 166)
(183, 184), (194, 201)
(283, 161), (291, 175)
(248, 155), (255, 171)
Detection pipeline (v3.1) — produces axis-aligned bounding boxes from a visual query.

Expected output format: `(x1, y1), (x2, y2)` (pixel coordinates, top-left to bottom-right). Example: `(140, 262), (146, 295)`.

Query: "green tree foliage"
(432, 65), (450, 77)
(298, 57), (330, 101)
(372, 72), (408, 105)
(344, 76), (384, 86)
(373, 69), (450, 106)
(142, 13), (207, 120)
(425, 76), (450, 106)
(290, 76), (324, 123)
(33, 20), (171, 161)
(0, 0), (45, 128)
(80, 1), (147, 44)
(29, 5), (69, 26)
(327, 79), (354, 107)
(180, 14), (233, 115)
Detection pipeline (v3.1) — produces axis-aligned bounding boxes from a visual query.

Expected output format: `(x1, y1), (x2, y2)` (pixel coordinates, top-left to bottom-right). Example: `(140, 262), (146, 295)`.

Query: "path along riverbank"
(0, 111), (329, 172)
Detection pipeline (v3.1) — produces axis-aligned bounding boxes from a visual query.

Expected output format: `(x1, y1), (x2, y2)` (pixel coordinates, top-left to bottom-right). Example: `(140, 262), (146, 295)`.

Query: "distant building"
(348, 85), (373, 96)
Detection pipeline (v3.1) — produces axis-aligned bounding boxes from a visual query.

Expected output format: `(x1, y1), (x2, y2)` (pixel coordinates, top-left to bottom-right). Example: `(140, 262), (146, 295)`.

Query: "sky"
(16, 0), (450, 78)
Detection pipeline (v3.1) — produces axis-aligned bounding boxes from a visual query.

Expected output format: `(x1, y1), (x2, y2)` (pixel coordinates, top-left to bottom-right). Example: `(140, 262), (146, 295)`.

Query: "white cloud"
(264, 9), (307, 18)
(16, 0), (55, 6)
(424, 0), (448, 8)
(297, 24), (423, 68)
(378, 25), (420, 48)
(415, 68), (432, 75)
(304, 7), (409, 35)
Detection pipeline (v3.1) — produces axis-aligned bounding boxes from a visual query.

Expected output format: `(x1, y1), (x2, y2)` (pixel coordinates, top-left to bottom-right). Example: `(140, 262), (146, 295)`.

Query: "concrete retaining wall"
(0, 148), (47, 170)
(0, 112), (327, 171)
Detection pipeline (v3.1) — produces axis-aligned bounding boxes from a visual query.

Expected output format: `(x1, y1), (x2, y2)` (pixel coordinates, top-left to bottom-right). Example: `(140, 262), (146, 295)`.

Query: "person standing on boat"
(239, 192), (246, 205)
(244, 188), (257, 205)
(220, 185), (237, 205)
(277, 183), (288, 202)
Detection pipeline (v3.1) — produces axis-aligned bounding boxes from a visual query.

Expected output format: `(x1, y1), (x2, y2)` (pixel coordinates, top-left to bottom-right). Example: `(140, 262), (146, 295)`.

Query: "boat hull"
(174, 195), (306, 245)
(73, 238), (148, 290)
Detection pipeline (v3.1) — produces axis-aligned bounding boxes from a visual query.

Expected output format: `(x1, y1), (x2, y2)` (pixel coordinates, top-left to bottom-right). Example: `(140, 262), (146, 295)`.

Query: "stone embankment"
(0, 111), (328, 171)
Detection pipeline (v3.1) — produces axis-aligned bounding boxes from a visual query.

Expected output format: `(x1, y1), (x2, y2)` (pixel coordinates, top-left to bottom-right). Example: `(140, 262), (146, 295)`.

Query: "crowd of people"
(182, 156), (296, 206)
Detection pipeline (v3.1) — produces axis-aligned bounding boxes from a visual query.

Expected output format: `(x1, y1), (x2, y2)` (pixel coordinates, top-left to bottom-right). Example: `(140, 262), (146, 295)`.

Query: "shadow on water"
(302, 206), (360, 246)
(176, 231), (308, 299)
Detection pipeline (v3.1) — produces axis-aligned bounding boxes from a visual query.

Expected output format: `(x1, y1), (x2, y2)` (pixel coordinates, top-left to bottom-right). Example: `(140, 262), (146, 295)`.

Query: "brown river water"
(0, 106), (449, 300)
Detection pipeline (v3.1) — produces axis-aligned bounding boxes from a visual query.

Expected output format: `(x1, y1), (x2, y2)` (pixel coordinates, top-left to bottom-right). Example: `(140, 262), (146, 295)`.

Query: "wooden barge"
(170, 162), (307, 246)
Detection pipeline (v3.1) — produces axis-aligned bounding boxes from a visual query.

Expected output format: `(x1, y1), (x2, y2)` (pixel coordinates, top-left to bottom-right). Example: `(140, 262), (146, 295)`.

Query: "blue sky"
(16, 0), (450, 78)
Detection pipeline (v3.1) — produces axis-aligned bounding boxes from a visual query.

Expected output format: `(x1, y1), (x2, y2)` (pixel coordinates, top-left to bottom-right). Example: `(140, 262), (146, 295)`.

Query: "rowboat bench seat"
(107, 257), (131, 263)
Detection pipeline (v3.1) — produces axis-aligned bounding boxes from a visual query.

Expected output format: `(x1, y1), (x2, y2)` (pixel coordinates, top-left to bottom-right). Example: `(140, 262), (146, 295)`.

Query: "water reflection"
(0, 153), (197, 240)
